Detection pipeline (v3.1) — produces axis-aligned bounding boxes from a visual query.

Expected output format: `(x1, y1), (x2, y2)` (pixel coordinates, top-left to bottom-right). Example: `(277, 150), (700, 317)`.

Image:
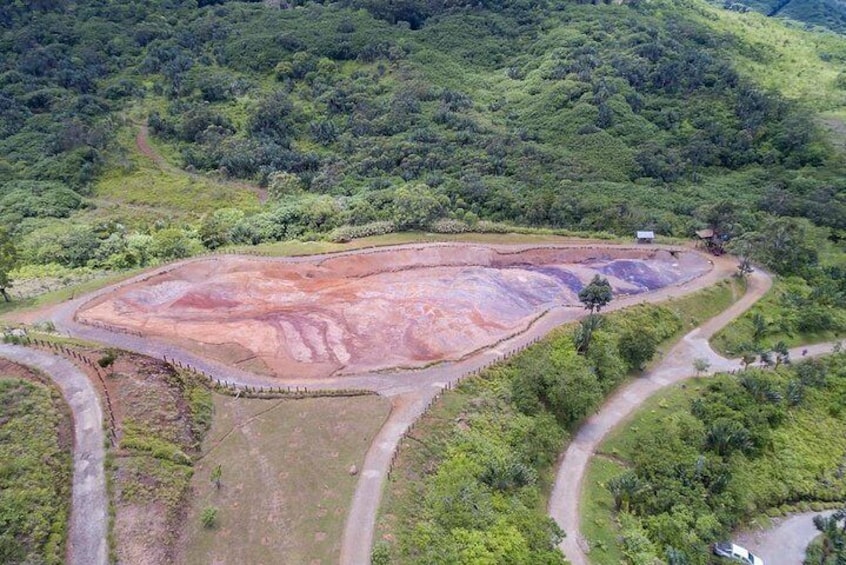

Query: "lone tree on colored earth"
(579, 275), (613, 313)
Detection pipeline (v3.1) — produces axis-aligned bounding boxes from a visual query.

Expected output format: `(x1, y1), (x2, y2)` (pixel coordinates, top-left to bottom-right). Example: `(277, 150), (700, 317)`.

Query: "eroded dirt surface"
(77, 245), (711, 379)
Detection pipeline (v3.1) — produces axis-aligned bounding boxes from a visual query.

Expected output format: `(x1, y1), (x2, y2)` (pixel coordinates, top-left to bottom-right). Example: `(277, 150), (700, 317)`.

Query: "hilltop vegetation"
(0, 0), (845, 287)
(713, 0), (846, 35)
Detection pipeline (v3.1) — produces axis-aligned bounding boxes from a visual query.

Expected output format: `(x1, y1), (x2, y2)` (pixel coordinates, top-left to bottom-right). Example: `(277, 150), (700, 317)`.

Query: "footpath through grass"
(0, 373), (72, 565)
(179, 393), (390, 565)
(375, 278), (741, 563)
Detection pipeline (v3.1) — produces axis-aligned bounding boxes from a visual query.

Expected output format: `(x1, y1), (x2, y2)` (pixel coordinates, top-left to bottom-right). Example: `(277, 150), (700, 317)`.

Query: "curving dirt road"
(26, 241), (743, 564)
(736, 511), (834, 564)
(0, 344), (108, 565)
(548, 266), (842, 565)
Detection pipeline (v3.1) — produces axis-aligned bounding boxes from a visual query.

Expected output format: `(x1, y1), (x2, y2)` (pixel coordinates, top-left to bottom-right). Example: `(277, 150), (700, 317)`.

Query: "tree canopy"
(579, 275), (613, 313)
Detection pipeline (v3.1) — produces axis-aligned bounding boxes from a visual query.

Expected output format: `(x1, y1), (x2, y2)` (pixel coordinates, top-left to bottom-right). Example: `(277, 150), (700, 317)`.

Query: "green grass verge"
(599, 380), (708, 462)
(0, 377), (73, 565)
(711, 278), (846, 356)
(581, 457), (627, 565)
(180, 394), (390, 564)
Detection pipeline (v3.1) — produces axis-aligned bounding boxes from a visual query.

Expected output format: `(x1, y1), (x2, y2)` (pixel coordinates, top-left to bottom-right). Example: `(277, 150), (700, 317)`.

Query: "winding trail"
(0, 344), (108, 565)
(549, 266), (841, 565)
(21, 241), (743, 563)
(135, 123), (267, 202)
(736, 511), (834, 564)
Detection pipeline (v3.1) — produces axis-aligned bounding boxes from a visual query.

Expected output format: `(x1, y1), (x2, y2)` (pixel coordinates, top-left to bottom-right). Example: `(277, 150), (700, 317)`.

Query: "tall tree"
(0, 227), (17, 302)
(578, 275), (613, 313)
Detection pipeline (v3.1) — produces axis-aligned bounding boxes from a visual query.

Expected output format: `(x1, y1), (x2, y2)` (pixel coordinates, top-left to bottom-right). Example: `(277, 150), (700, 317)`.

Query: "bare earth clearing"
(77, 244), (710, 379)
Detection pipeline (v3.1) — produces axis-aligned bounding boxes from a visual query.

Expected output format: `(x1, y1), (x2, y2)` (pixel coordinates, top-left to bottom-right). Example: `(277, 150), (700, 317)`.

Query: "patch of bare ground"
(177, 393), (390, 565)
(105, 353), (211, 565)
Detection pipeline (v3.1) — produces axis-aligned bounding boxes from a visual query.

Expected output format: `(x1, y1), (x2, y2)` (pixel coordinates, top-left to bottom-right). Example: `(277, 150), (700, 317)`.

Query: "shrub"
(326, 221), (395, 243)
(97, 349), (117, 368)
(201, 506), (218, 529)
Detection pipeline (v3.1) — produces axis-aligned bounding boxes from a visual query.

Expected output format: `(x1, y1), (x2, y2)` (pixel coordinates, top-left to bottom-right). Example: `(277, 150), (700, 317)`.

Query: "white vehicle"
(713, 542), (765, 565)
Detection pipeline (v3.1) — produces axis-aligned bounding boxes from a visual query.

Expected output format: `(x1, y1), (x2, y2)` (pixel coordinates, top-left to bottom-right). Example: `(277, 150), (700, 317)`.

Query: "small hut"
(636, 230), (655, 244)
(695, 228), (724, 255)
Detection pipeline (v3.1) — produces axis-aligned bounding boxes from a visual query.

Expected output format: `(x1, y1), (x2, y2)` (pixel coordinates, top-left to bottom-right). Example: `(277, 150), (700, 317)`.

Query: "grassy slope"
(180, 394), (390, 564)
(689, 0), (846, 109)
(92, 125), (260, 222)
(0, 377), (72, 565)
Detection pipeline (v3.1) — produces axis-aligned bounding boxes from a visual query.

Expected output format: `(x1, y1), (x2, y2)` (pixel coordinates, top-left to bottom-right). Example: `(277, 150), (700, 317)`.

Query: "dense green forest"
(594, 352), (846, 564)
(715, 0), (846, 34)
(1, 0), (845, 287)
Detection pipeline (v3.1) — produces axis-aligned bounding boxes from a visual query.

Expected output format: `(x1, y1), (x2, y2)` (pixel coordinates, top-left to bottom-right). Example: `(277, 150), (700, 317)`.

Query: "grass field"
(0, 369), (72, 565)
(580, 457), (627, 565)
(93, 126), (260, 220)
(179, 393), (390, 565)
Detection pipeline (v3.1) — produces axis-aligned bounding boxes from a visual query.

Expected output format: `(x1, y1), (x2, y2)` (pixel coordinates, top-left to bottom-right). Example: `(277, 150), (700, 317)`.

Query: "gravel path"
(28, 242), (742, 564)
(0, 344), (108, 565)
(736, 511), (834, 564)
(549, 266), (843, 565)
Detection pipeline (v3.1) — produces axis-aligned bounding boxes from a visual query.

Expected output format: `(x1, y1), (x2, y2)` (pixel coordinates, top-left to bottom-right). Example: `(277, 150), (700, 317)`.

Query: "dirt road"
(549, 265), (842, 565)
(0, 345), (108, 565)
(736, 511), (834, 564)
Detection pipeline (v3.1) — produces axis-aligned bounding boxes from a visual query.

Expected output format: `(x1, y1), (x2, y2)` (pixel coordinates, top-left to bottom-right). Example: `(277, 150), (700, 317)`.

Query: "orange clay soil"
(76, 245), (711, 379)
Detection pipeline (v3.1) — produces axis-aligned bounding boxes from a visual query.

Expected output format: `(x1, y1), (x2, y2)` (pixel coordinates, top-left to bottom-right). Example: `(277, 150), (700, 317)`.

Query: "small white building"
(636, 230), (655, 243)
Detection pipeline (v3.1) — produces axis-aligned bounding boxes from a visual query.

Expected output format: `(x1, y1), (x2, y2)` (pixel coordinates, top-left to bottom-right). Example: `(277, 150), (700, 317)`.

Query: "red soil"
(76, 245), (711, 379)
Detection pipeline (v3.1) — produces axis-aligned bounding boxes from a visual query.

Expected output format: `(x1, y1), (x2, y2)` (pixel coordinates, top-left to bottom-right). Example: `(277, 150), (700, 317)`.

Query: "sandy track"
(37, 241), (743, 564)
(0, 345), (108, 565)
(549, 265), (843, 565)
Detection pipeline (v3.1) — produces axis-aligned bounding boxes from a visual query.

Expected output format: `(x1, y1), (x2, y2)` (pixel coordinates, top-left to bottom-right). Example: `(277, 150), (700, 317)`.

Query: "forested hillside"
(0, 0), (845, 284)
(717, 0), (846, 34)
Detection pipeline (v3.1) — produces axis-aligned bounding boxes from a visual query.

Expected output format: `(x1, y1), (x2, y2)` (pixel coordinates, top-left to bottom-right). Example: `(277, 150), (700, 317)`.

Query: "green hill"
(716, 0), (846, 34)
(0, 0), (844, 273)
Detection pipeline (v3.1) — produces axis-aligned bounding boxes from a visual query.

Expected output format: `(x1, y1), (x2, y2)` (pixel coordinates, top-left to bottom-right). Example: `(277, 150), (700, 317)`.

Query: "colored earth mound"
(77, 245), (711, 378)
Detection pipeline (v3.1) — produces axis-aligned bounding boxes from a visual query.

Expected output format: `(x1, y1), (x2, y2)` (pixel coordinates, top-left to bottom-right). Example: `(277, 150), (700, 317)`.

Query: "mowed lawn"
(180, 393), (390, 565)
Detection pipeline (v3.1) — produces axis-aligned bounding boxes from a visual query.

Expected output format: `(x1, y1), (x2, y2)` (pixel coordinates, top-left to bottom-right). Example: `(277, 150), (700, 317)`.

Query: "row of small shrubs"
(327, 220), (396, 242)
